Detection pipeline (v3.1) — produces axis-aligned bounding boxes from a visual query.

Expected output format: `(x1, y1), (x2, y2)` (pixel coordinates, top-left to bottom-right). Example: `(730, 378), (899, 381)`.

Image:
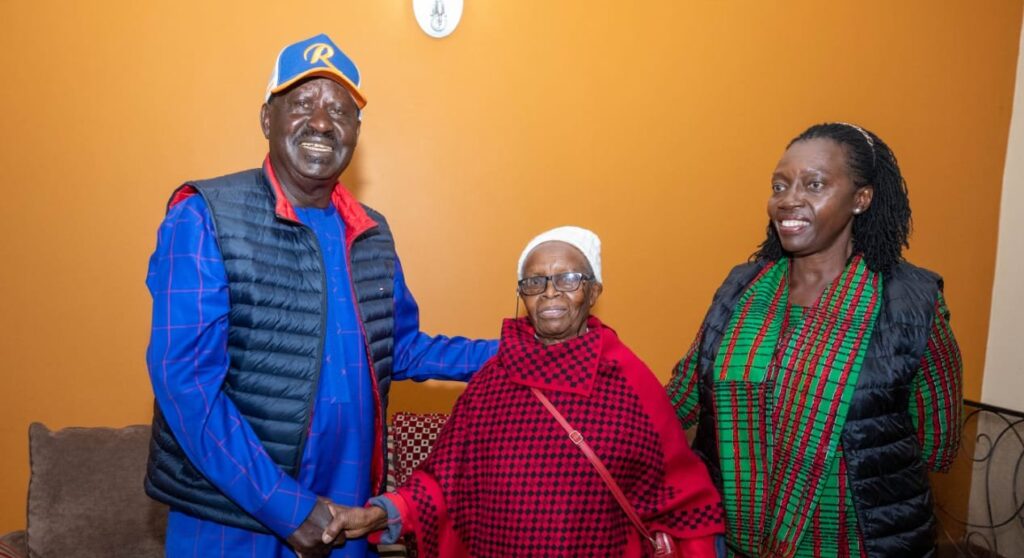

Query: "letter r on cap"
(303, 43), (335, 65)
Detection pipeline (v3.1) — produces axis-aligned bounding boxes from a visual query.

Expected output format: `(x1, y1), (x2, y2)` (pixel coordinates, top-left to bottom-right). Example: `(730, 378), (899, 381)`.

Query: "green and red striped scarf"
(712, 256), (880, 557)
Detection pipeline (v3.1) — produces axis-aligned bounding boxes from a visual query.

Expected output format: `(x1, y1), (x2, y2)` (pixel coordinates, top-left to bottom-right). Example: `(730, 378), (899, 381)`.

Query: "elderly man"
(143, 34), (497, 557)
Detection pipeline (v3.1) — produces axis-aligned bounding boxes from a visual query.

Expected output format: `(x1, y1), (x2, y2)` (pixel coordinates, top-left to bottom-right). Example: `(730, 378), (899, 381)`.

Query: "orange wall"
(0, 1), (1019, 533)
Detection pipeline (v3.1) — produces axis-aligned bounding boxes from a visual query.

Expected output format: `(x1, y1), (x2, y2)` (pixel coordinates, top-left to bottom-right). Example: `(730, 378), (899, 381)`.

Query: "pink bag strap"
(530, 387), (655, 544)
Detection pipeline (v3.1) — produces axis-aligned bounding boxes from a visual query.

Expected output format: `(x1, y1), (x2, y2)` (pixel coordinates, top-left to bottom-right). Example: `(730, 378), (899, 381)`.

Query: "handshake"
(286, 497), (389, 557)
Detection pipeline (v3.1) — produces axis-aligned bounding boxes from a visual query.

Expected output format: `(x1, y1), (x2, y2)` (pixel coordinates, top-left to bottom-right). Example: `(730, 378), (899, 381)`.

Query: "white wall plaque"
(413, 0), (463, 39)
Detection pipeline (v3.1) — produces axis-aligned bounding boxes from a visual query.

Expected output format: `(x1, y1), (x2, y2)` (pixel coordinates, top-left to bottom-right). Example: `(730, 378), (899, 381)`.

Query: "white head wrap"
(517, 226), (602, 283)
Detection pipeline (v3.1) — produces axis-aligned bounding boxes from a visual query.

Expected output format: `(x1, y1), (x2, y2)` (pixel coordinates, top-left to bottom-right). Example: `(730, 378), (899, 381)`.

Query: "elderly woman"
(329, 226), (724, 557)
(667, 123), (963, 557)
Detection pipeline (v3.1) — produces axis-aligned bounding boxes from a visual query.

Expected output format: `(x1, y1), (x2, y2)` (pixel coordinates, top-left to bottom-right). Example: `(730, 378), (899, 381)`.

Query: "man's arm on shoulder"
(390, 259), (498, 382)
(146, 195), (318, 538)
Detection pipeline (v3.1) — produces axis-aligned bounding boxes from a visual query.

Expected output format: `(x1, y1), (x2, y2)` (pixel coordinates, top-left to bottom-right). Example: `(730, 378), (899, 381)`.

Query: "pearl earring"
(853, 208), (862, 214)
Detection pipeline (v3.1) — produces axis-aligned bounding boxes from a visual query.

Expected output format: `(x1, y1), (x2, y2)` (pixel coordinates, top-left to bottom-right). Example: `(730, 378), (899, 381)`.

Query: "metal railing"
(935, 399), (1024, 558)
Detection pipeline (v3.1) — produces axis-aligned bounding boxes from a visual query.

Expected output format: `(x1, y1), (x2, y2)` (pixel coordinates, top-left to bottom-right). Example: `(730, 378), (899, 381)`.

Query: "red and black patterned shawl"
(395, 316), (724, 557)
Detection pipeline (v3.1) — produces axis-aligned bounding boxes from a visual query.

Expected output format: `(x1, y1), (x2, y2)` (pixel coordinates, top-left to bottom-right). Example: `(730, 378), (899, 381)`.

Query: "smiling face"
(520, 241), (602, 345)
(769, 138), (873, 260)
(260, 77), (360, 197)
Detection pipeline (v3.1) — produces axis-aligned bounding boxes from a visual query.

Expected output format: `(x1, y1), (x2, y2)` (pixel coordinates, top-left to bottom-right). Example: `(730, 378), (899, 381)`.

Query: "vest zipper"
(343, 238), (387, 494)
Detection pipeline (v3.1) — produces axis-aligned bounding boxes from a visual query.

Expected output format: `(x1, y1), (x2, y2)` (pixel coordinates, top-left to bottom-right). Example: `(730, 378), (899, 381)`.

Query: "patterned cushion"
(390, 413), (450, 486)
(375, 412), (450, 558)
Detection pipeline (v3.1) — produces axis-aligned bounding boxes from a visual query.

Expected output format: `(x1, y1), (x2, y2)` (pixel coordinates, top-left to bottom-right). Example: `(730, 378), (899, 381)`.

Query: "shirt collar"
(261, 155), (378, 248)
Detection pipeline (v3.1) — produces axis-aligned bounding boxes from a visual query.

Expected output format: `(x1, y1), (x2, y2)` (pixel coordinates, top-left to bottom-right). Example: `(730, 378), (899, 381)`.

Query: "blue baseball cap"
(265, 33), (366, 108)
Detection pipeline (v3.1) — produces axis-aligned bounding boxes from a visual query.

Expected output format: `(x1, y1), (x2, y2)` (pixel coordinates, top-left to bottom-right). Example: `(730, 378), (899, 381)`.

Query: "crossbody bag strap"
(530, 387), (655, 544)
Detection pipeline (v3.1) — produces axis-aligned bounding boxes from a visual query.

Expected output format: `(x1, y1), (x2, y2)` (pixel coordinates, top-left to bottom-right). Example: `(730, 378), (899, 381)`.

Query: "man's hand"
(320, 502), (388, 543)
(287, 498), (339, 557)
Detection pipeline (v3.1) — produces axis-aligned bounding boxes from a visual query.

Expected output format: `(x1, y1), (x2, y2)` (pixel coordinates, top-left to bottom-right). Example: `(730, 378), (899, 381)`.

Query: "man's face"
(260, 77), (361, 190)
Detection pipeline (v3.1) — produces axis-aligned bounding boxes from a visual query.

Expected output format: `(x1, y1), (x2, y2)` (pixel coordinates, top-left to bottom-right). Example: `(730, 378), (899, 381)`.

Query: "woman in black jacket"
(667, 122), (963, 557)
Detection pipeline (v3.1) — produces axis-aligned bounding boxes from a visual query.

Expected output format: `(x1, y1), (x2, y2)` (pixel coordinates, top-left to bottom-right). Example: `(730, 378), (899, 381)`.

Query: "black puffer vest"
(145, 168), (397, 533)
(692, 260), (942, 557)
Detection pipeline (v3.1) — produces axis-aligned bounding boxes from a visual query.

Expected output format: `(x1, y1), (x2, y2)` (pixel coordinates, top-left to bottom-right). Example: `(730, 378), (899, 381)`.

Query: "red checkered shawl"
(393, 316), (724, 557)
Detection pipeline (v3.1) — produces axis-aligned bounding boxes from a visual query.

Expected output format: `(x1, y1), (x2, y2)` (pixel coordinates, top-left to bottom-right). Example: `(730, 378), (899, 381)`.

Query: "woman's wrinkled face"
(769, 138), (872, 259)
(519, 242), (602, 345)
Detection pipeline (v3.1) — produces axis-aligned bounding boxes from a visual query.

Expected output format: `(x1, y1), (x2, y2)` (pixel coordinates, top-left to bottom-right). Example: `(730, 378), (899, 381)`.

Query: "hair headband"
(837, 122), (876, 166)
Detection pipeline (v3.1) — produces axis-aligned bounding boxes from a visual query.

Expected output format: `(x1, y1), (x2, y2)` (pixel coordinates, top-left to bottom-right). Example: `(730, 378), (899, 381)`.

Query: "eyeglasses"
(517, 272), (593, 296)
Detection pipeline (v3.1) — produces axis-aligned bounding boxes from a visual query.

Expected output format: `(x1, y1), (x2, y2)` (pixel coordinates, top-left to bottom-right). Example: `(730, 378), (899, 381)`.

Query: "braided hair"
(753, 122), (912, 274)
